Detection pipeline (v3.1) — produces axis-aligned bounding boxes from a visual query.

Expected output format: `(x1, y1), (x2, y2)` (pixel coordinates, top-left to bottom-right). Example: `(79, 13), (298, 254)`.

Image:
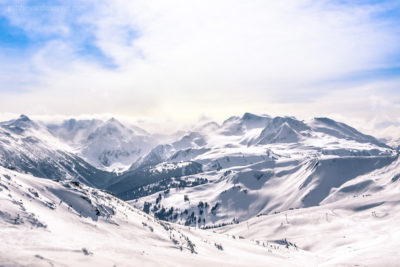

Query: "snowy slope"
(0, 167), (315, 266)
(309, 117), (390, 147)
(132, 155), (397, 226)
(47, 118), (157, 172)
(255, 116), (309, 144)
(217, 161), (400, 265)
(0, 115), (114, 188)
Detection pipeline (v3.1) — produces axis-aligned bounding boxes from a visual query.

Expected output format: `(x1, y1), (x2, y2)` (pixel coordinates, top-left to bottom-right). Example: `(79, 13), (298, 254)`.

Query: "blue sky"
(0, 0), (400, 138)
(0, 0), (117, 67)
(0, 16), (30, 47)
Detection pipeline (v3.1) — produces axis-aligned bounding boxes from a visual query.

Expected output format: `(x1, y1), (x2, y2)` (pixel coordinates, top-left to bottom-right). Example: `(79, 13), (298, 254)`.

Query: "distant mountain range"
(0, 113), (396, 217)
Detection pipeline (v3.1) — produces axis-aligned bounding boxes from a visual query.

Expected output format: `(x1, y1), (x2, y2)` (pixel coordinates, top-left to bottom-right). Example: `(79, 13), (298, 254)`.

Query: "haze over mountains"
(1, 112), (400, 266)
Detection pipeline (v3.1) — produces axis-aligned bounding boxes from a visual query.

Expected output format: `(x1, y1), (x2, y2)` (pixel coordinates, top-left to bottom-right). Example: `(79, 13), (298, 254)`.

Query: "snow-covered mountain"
(47, 118), (157, 172)
(127, 113), (396, 227)
(0, 115), (114, 188)
(1, 112), (400, 266)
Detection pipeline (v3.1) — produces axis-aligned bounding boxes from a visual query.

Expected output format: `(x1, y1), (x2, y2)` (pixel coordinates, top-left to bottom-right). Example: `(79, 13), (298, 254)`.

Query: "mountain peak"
(106, 117), (125, 128)
(7, 114), (38, 130)
(268, 116), (309, 132)
(222, 116), (241, 125)
(18, 114), (31, 122)
(242, 112), (269, 121)
(242, 112), (257, 120)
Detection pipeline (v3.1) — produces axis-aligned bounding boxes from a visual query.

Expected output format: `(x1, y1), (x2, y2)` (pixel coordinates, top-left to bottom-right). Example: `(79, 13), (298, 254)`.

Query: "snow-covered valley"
(1, 113), (399, 266)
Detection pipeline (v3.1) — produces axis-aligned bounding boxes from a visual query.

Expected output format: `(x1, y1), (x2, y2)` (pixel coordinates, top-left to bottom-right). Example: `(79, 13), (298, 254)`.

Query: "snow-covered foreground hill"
(0, 167), (316, 266)
(3, 162), (400, 266)
(218, 185), (400, 265)
(214, 156), (400, 265)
